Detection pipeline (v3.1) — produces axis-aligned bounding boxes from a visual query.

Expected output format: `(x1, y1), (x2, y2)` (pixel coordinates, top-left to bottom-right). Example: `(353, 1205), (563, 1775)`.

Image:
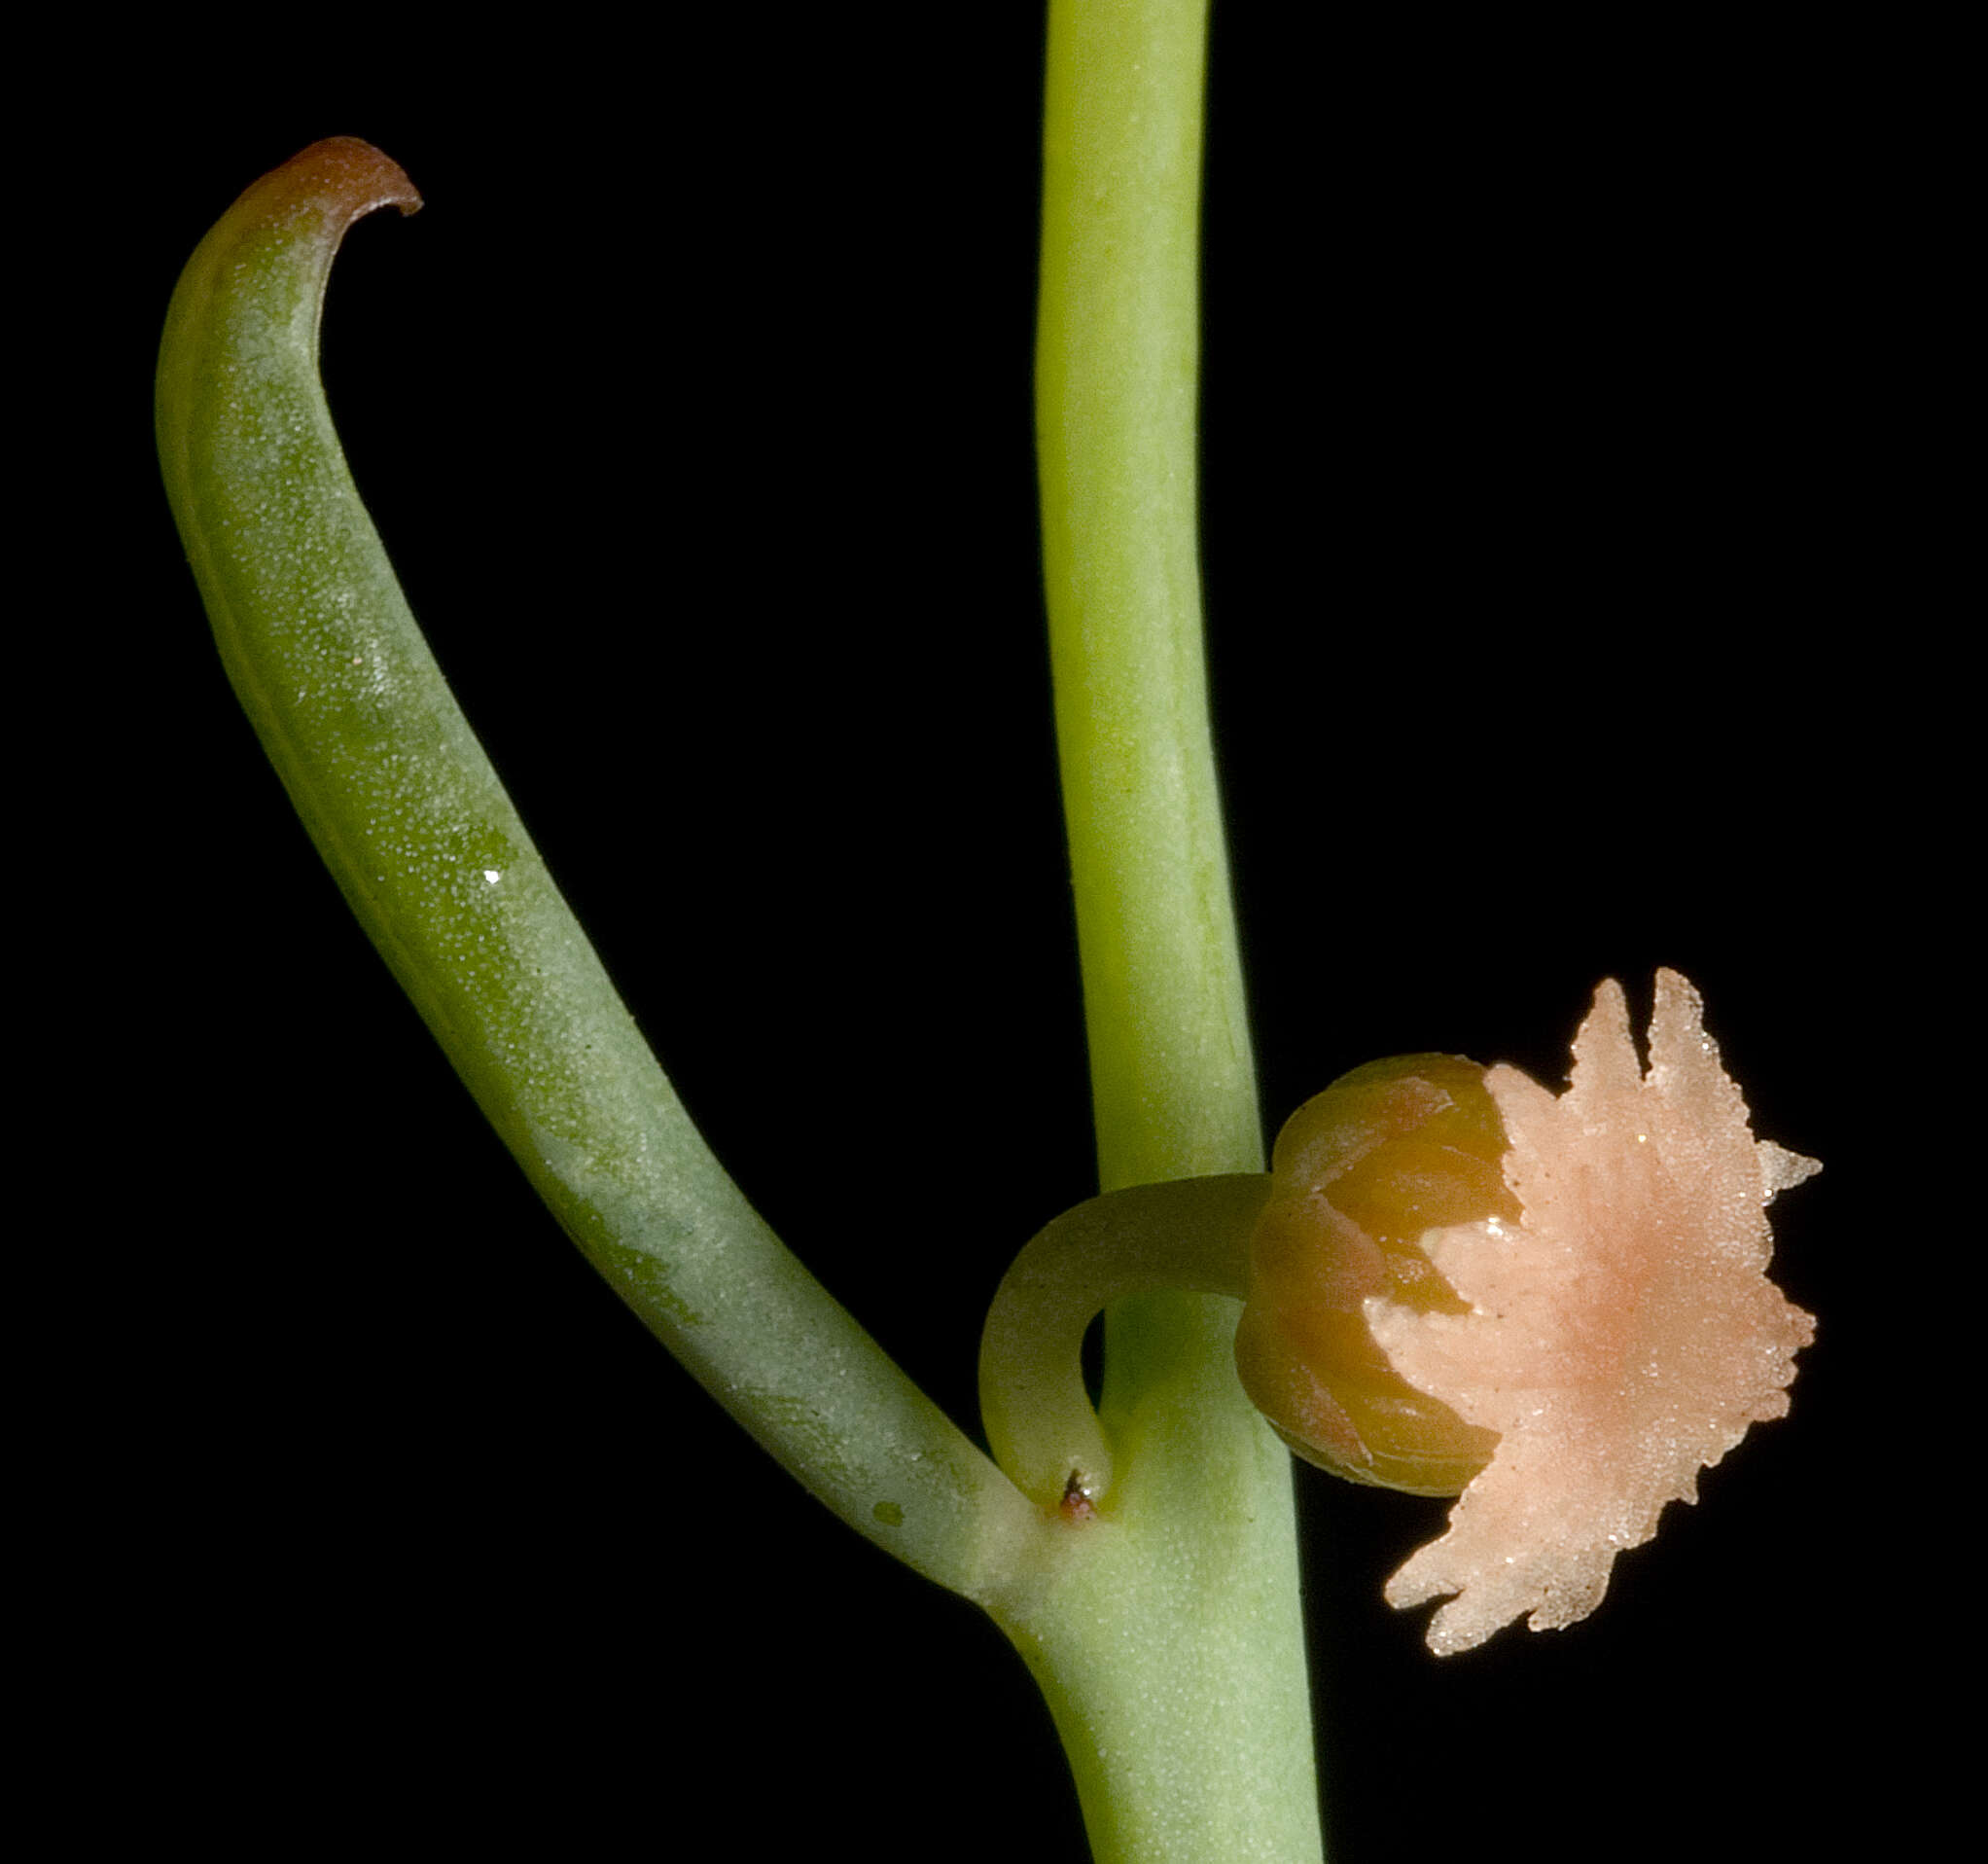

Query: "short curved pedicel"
(158, 139), (1033, 1595)
(979, 1174), (1271, 1507)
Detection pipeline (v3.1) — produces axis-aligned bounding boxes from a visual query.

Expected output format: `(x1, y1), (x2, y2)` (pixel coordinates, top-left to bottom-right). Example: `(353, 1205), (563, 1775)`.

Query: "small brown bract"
(1367, 970), (1818, 1655)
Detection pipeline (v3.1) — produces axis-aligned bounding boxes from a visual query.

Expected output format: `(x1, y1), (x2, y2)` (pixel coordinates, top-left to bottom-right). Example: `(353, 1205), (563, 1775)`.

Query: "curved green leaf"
(157, 138), (1034, 1595)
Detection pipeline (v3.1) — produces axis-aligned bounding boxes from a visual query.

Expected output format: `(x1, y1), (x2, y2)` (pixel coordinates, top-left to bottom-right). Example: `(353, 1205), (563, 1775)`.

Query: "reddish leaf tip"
(238, 135), (422, 233)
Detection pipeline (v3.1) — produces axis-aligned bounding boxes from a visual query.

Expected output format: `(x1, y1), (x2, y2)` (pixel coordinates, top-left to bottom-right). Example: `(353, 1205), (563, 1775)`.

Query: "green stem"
(156, 139), (1039, 1602)
(1000, 3), (1327, 1857)
(1037, 0), (1259, 1197)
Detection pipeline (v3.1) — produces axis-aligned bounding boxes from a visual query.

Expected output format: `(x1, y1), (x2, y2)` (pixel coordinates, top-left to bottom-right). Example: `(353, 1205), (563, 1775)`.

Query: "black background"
(62, 10), (1935, 1860)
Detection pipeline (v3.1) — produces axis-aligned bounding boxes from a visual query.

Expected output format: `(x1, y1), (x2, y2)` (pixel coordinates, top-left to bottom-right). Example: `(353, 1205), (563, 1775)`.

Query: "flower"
(1236, 970), (1818, 1654)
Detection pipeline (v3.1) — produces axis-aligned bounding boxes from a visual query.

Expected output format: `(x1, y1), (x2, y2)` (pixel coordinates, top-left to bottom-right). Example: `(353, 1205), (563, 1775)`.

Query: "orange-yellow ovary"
(1234, 1055), (1515, 1497)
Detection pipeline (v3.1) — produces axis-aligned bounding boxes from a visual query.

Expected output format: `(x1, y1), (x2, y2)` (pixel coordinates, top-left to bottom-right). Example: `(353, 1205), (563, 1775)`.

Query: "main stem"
(1038, 1), (1259, 1197)
(997, 3), (1326, 1858)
